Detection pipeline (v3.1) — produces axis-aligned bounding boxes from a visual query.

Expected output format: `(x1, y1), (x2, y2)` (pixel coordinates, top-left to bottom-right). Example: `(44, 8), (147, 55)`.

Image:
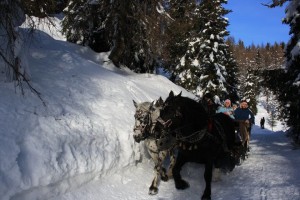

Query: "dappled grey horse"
(133, 98), (177, 195)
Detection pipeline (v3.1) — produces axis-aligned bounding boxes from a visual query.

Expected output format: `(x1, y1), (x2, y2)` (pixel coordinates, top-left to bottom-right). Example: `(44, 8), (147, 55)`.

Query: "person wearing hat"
(234, 100), (255, 125)
(216, 99), (235, 119)
(234, 100), (255, 151)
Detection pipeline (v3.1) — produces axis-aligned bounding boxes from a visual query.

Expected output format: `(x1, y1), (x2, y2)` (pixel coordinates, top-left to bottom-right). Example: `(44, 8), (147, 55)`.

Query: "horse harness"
(134, 104), (177, 151)
(156, 115), (227, 151)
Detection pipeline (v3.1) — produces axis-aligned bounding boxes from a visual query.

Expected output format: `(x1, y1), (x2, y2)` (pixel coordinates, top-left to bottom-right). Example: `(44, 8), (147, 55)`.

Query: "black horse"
(158, 91), (237, 200)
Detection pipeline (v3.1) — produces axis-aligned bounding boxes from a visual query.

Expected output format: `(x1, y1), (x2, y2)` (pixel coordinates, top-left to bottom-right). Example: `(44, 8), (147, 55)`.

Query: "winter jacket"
(234, 107), (255, 124)
(216, 106), (235, 119)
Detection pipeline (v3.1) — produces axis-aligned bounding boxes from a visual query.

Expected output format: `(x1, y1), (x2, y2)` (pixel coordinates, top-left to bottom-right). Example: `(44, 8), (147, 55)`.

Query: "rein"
(157, 117), (208, 143)
(157, 112), (225, 144)
(175, 128), (208, 143)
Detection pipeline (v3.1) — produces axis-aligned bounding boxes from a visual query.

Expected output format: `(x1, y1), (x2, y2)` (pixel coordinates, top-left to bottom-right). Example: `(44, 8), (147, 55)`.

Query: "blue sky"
(225, 0), (290, 46)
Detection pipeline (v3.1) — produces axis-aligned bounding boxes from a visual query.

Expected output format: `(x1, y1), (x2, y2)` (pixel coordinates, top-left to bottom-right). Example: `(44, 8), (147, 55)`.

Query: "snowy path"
(52, 126), (300, 200)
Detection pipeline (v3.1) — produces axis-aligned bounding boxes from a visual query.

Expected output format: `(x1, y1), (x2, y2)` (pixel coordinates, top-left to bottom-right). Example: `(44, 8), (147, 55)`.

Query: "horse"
(133, 98), (177, 195)
(157, 91), (237, 200)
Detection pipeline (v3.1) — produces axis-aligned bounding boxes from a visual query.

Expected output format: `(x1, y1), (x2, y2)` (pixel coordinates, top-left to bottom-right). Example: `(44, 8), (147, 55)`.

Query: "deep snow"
(0, 16), (299, 200)
(51, 127), (300, 200)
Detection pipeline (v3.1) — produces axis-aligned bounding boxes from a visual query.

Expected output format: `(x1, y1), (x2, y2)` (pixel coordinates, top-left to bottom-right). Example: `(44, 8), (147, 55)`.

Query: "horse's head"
(159, 91), (184, 131)
(133, 100), (154, 143)
(159, 91), (209, 140)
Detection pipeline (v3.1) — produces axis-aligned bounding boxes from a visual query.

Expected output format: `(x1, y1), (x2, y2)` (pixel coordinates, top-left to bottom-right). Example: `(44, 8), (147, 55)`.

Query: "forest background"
(0, 0), (299, 144)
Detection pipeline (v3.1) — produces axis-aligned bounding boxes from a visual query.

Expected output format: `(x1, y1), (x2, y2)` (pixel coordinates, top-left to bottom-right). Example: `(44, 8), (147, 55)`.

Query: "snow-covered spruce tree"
(265, 0), (300, 143)
(112, 0), (167, 73)
(21, 0), (59, 17)
(223, 38), (239, 102)
(242, 69), (258, 115)
(62, 0), (165, 73)
(62, 0), (112, 51)
(163, 0), (197, 82)
(173, 0), (238, 99)
(281, 0), (300, 143)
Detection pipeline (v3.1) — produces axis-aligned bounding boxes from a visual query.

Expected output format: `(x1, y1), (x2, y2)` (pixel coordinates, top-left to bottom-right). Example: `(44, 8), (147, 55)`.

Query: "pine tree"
(281, 0), (300, 143)
(263, 0), (300, 143)
(242, 70), (258, 114)
(171, 0), (238, 99)
(62, 0), (164, 73)
(62, 0), (111, 49)
(21, 0), (60, 17)
(163, 0), (196, 81)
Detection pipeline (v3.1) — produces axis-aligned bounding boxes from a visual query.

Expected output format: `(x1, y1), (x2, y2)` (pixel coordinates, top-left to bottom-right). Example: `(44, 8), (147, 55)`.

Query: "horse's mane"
(163, 92), (208, 136)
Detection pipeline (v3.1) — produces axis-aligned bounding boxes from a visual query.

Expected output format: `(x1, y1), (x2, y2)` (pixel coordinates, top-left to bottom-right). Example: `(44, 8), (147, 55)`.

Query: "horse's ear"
(133, 100), (138, 108)
(169, 90), (174, 98)
(149, 101), (155, 111)
(157, 97), (163, 106)
(150, 101), (155, 107)
(178, 91), (182, 97)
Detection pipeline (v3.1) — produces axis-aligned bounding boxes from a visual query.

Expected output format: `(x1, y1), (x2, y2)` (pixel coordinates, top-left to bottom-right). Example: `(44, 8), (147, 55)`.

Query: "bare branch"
(261, 0), (288, 8)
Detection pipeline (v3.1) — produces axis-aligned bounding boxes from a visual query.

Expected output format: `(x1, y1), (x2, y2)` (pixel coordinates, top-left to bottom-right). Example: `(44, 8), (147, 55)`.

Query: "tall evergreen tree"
(242, 70), (258, 114)
(281, 0), (300, 143)
(163, 0), (196, 81)
(263, 0), (300, 144)
(62, 0), (112, 50)
(173, 0), (238, 99)
(62, 0), (164, 73)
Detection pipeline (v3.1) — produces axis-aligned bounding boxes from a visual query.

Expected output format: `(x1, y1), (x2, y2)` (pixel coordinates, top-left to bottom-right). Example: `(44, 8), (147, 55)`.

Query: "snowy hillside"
(1, 16), (299, 200)
(0, 16), (193, 200)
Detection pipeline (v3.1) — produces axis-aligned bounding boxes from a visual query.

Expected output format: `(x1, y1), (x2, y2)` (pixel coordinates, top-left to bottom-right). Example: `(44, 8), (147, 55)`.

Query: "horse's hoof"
(175, 179), (190, 190)
(148, 187), (158, 195)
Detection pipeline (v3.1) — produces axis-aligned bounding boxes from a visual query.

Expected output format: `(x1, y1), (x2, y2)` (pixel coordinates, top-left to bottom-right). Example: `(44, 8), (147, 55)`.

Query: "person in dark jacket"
(234, 100), (255, 148)
(234, 100), (255, 124)
(260, 117), (265, 129)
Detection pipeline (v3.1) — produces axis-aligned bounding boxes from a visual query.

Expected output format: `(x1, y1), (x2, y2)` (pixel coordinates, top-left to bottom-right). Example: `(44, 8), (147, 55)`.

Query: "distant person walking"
(260, 117), (265, 129)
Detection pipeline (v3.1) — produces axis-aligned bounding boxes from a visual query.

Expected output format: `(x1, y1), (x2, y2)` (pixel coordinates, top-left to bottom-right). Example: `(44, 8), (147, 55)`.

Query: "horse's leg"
(148, 149), (169, 195)
(158, 150), (169, 182)
(166, 148), (176, 179)
(147, 151), (160, 195)
(202, 162), (213, 200)
(145, 139), (169, 195)
(173, 151), (189, 190)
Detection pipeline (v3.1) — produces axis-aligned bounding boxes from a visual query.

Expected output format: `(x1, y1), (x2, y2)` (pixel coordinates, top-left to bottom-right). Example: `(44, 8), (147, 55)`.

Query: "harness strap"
(175, 128), (208, 143)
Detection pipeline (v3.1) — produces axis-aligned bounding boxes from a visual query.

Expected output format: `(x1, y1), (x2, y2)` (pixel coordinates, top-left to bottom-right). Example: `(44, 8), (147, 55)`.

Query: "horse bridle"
(133, 108), (153, 138)
(157, 103), (210, 144)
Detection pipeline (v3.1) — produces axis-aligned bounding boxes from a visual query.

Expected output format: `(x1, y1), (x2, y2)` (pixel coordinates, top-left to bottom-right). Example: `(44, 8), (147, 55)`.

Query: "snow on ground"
(0, 16), (299, 200)
(51, 127), (300, 200)
(0, 17), (192, 200)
